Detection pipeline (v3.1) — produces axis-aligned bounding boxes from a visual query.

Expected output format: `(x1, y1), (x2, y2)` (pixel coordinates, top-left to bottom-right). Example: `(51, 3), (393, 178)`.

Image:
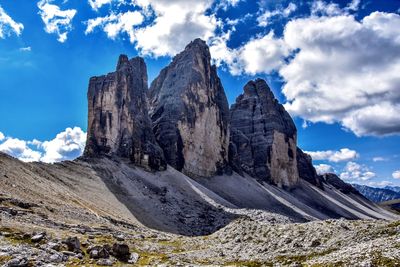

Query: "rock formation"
(148, 38), (230, 178)
(229, 79), (299, 187)
(296, 148), (324, 188)
(321, 173), (360, 194)
(84, 55), (166, 171)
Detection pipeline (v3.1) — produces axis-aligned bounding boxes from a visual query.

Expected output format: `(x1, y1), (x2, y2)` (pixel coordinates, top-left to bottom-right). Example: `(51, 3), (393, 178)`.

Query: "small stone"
(128, 252), (139, 264)
(6, 257), (28, 267)
(31, 232), (46, 243)
(97, 258), (114, 266)
(310, 239), (321, 247)
(115, 234), (124, 241)
(63, 236), (80, 252)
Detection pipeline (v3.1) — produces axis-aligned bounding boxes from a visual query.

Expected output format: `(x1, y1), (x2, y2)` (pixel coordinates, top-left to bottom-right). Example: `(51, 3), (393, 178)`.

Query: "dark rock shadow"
(88, 157), (238, 236)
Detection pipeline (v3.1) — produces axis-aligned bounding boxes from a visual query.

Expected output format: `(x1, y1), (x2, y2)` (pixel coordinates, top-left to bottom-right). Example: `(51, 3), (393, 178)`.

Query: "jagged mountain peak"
(230, 78), (299, 187)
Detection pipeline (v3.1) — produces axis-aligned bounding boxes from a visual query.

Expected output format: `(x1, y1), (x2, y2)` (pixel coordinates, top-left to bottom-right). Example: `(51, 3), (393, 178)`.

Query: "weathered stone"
(84, 55), (166, 171)
(296, 148), (324, 189)
(31, 232), (45, 243)
(321, 173), (360, 194)
(148, 38), (230, 178)
(63, 236), (80, 252)
(111, 243), (130, 261)
(97, 258), (114, 266)
(229, 79), (299, 187)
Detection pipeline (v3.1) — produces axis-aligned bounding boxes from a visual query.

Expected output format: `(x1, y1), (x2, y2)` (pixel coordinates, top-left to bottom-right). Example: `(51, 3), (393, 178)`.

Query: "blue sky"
(0, 0), (399, 186)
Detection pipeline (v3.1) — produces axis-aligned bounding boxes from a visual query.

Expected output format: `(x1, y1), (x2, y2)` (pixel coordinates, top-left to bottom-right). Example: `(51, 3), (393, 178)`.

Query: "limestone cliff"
(84, 55), (166, 171)
(229, 79), (299, 187)
(296, 148), (324, 189)
(148, 39), (230, 178)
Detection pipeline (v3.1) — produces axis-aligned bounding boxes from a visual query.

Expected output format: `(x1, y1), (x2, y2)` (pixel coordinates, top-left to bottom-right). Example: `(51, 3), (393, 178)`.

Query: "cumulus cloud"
(340, 161), (376, 182)
(0, 132), (4, 141)
(314, 163), (334, 175)
(257, 2), (297, 27)
(85, 11), (144, 42)
(133, 0), (218, 57)
(0, 138), (42, 162)
(40, 127), (86, 163)
(305, 148), (358, 162)
(0, 6), (24, 38)
(281, 12), (400, 136)
(393, 170), (400, 179)
(0, 127), (86, 163)
(37, 0), (77, 42)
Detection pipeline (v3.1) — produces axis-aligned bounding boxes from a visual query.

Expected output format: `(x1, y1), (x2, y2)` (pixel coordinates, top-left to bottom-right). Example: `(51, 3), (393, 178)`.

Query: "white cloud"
(133, 0), (218, 57)
(0, 138), (42, 162)
(257, 2), (297, 27)
(393, 170), (400, 179)
(305, 148), (358, 162)
(281, 12), (400, 136)
(311, 1), (343, 16)
(314, 163), (334, 175)
(0, 6), (24, 38)
(311, 0), (360, 17)
(85, 11), (144, 42)
(0, 127), (86, 163)
(40, 127), (86, 163)
(19, 46), (31, 52)
(37, 0), (77, 43)
(372, 157), (386, 162)
(211, 31), (290, 75)
(0, 132), (5, 141)
(340, 161), (376, 182)
(366, 180), (393, 187)
(85, 0), (219, 57)
(88, 0), (116, 10)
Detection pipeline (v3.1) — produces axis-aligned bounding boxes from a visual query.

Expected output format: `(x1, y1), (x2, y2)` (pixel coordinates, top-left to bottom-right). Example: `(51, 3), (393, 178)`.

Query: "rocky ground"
(1, 196), (399, 267)
(1, 152), (399, 266)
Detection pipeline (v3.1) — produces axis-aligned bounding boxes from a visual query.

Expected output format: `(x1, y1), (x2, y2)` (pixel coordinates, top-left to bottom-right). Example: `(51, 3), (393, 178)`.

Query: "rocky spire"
(229, 79), (299, 187)
(148, 38), (230, 178)
(84, 55), (166, 171)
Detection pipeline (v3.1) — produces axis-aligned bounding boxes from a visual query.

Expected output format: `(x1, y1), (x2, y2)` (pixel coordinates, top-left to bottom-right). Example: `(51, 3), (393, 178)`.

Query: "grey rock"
(6, 257), (28, 267)
(296, 148), (324, 189)
(111, 243), (130, 261)
(63, 236), (80, 252)
(229, 79), (299, 187)
(31, 232), (46, 243)
(148, 38), (230, 177)
(97, 258), (114, 266)
(84, 55), (166, 171)
(322, 173), (360, 194)
(128, 252), (140, 264)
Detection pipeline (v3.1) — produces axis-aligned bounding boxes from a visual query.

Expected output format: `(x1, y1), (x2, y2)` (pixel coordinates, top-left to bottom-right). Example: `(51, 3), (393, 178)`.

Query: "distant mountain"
(352, 184), (400, 203)
(385, 185), (400, 193)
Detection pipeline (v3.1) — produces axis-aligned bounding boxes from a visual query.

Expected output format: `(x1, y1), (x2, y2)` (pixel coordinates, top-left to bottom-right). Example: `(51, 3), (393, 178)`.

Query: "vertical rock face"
(230, 79), (299, 187)
(296, 148), (324, 188)
(84, 55), (166, 171)
(148, 38), (230, 178)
